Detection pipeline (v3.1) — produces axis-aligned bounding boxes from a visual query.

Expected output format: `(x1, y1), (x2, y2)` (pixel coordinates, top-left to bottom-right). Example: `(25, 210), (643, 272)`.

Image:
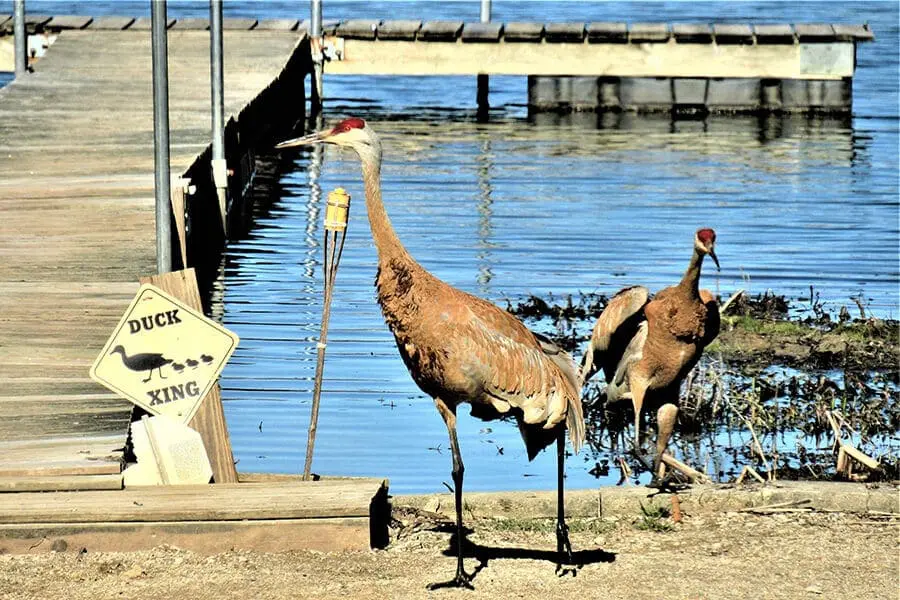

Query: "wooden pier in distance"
(321, 20), (874, 112)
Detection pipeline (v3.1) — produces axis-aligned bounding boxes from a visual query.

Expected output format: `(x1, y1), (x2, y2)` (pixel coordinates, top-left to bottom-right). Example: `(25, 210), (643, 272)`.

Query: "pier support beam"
(209, 0), (228, 234)
(13, 0), (26, 77)
(476, 0), (491, 120)
(151, 0), (173, 273)
(310, 0), (323, 113)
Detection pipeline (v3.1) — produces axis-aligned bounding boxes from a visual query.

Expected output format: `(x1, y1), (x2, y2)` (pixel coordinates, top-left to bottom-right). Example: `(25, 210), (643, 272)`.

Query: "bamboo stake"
(303, 188), (351, 481)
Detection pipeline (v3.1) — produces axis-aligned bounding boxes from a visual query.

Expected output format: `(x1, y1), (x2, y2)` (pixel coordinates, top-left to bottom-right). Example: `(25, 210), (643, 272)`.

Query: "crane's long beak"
(275, 130), (329, 149)
(709, 248), (720, 271)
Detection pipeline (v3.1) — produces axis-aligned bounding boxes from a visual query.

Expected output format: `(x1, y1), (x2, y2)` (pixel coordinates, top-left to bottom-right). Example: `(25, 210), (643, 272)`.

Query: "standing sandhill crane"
(581, 229), (720, 484)
(276, 118), (584, 589)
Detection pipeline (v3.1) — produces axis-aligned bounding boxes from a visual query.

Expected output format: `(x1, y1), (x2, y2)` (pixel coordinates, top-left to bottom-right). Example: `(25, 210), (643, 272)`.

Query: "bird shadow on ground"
(434, 526), (616, 583)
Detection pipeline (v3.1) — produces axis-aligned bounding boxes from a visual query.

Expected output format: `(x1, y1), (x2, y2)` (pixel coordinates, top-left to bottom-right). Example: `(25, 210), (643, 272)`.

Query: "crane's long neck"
(679, 247), (704, 297)
(360, 152), (411, 266)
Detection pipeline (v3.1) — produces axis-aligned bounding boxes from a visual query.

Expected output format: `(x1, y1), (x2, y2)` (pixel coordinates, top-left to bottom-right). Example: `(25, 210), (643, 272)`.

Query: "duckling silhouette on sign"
(110, 345), (173, 383)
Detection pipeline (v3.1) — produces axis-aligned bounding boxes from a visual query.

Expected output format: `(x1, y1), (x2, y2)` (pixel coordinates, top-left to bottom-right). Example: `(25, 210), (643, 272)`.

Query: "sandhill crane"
(110, 345), (172, 383)
(276, 118), (584, 589)
(581, 229), (720, 484)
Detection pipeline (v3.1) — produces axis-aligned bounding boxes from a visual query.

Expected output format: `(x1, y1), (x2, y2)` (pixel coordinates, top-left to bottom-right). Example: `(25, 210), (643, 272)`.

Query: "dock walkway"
(0, 29), (302, 485)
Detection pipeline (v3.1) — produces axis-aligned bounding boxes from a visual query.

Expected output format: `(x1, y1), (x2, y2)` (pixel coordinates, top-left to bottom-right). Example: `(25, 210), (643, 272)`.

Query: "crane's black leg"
(427, 400), (474, 590)
(555, 428), (574, 573)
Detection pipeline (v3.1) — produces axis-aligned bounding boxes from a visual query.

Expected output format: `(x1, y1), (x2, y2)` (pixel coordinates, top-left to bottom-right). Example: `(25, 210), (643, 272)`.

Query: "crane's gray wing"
(606, 320), (648, 404)
(581, 286), (649, 383)
(454, 308), (584, 455)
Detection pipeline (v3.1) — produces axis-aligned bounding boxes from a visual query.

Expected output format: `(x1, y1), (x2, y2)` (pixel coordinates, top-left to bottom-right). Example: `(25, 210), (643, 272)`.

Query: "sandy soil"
(1, 510), (896, 600)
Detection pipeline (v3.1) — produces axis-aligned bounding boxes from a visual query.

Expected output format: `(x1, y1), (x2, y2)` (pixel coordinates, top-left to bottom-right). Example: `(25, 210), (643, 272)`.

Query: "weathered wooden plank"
(318, 19), (340, 36)
(832, 24), (875, 42)
(712, 23), (754, 44)
(587, 22), (628, 43)
(503, 22), (543, 41)
(0, 517), (373, 554)
(254, 18), (299, 31)
(0, 480), (385, 523)
(376, 19), (421, 40)
(223, 18), (258, 31)
(460, 22), (503, 42)
(419, 20), (463, 41)
(88, 16), (136, 30)
(46, 15), (93, 30)
(130, 17), (176, 30)
(630, 22), (670, 43)
(795, 23), (836, 42)
(544, 22), (585, 43)
(328, 38), (854, 79)
(335, 19), (380, 40)
(754, 24), (796, 44)
(140, 269), (238, 485)
(0, 473), (123, 493)
(673, 23), (712, 43)
(171, 18), (209, 31)
(0, 435), (124, 477)
(24, 14), (52, 27)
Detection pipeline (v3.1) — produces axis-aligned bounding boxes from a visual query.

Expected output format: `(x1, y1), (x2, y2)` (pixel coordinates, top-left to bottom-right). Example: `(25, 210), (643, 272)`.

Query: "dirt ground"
(1, 510), (896, 600)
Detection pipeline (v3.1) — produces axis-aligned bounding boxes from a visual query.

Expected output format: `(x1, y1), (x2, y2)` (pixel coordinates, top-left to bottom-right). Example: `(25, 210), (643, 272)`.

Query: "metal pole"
(151, 0), (172, 273)
(310, 0), (324, 112)
(476, 0), (491, 120)
(13, 0), (26, 77)
(209, 0), (228, 233)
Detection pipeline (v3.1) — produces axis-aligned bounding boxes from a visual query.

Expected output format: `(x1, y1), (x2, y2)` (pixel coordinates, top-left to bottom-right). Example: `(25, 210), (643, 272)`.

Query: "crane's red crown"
(696, 228), (716, 244)
(332, 118), (366, 134)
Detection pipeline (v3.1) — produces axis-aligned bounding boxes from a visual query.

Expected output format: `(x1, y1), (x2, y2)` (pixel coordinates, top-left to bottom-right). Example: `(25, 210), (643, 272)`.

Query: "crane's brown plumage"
(276, 119), (583, 588)
(582, 228), (720, 483)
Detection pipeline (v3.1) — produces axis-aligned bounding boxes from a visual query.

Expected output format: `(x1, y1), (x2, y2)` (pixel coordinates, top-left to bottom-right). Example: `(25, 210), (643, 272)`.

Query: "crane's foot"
(555, 521), (577, 576)
(647, 471), (687, 492)
(426, 570), (474, 591)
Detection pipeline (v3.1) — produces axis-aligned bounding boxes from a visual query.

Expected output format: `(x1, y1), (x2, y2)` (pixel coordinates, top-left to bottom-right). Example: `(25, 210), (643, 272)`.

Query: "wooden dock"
(0, 24), (390, 556)
(0, 28), (304, 487)
(3, 16), (876, 112)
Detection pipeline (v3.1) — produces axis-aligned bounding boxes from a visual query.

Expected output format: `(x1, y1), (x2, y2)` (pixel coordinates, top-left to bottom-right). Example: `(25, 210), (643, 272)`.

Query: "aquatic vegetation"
(505, 291), (900, 483)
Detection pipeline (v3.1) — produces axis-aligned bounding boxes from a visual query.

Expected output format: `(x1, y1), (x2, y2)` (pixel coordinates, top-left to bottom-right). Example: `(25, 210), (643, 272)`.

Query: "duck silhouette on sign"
(110, 345), (173, 383)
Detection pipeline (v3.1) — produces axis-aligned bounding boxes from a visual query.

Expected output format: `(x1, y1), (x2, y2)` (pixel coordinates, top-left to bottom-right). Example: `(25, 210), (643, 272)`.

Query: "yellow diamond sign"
(90, 284), (239, 423)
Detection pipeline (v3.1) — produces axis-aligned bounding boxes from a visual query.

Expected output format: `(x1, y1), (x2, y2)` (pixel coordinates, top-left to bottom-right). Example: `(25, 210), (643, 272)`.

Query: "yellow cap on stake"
(325, 188), (350, 232)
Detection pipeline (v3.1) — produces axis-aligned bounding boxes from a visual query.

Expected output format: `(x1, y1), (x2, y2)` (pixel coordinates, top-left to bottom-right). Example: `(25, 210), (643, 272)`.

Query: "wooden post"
(139, 268), (238, 483)
(170, 176), (190, 268)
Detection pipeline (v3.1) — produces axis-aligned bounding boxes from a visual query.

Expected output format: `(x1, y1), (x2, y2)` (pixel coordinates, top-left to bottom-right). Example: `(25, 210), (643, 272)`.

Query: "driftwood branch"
(660, 453), (710, 483)
(719, 288), (745, 315)
(739, 499), (812, 514)
(735, 465), (766, 485)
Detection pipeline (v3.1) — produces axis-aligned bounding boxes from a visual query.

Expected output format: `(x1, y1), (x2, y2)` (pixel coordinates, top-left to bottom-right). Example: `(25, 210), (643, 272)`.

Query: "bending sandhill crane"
(276, 118), (584, 589)
(581, 229), (720, 484)
(110, 345), (172, 383)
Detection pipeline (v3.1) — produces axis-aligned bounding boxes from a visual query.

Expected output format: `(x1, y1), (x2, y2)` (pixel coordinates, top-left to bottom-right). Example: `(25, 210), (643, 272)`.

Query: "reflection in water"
(218, 102), (895, 494)
(475, 135), (495, 294)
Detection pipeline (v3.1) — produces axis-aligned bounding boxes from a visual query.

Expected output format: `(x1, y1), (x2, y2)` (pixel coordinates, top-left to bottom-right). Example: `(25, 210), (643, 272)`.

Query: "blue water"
(21, 1), (899, 493)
